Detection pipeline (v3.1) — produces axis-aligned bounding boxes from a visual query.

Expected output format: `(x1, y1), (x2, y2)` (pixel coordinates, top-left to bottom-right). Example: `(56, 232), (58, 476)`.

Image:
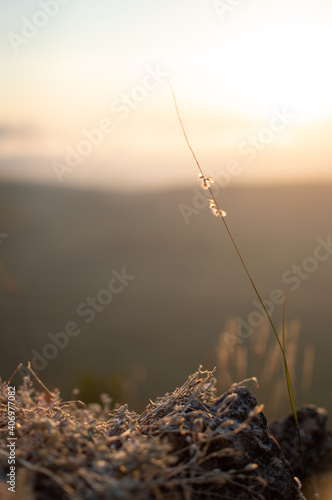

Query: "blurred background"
(0, 0), (331, 420)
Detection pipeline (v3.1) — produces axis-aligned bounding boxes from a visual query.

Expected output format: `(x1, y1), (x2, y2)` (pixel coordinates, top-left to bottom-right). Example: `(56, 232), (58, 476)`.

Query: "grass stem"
(169, 80), (309, 498)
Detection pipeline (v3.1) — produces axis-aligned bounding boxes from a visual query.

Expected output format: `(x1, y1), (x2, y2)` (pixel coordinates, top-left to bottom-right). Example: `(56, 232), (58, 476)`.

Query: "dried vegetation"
(0, 366), (272, 500)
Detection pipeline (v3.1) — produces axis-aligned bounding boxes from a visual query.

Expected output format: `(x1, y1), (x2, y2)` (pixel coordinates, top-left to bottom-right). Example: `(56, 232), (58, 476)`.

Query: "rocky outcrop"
(139, 381), (306, 499)
(0, 368), (309, 500)
(270, 405), (332, 498)
(206, 387), (306, 499)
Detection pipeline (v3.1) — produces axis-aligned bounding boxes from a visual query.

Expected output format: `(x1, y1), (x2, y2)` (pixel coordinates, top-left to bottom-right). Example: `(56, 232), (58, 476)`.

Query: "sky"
(1, 0), (332, 190)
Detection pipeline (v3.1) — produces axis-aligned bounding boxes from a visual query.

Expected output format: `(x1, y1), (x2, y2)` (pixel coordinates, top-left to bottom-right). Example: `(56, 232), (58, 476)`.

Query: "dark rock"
(147, 386), (305, 499)
(207, 387), (305, 499)
(270, 405), (332, 496)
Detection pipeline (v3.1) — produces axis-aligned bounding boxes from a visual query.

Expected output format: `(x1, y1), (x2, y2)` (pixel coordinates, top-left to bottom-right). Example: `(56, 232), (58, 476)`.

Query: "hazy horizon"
(1, 170), (332, 194)
(1, 180), (332, 419)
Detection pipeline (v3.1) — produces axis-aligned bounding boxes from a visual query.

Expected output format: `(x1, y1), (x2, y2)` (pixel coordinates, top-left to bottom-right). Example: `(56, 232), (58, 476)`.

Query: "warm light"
(2, 2), (332, 188)
(175, 17), (332, 123)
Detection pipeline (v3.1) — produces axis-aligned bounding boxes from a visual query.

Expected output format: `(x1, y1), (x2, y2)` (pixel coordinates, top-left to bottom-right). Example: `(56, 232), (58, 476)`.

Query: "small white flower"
(208, 199), (227, 218)
(199, 175), (214, 190)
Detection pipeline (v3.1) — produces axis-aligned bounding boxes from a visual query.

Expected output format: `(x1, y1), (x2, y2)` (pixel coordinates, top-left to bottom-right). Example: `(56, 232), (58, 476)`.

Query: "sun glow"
(168, 14), (332, 124)
(218, 22), (332, 121)
(1, 1), (332, 188)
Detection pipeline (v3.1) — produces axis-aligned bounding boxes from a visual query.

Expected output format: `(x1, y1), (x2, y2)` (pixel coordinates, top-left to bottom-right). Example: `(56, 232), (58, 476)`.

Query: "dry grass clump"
(0, 366), (267, 500)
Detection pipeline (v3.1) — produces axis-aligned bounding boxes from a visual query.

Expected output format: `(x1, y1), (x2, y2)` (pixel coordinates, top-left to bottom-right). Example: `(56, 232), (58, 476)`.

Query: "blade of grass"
(169, 80), (309, 498)
(283, 287), (308, 497)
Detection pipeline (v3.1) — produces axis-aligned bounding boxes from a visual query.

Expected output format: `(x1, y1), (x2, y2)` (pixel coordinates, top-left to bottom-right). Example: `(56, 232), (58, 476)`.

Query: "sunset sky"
(1, 0), (332, 190)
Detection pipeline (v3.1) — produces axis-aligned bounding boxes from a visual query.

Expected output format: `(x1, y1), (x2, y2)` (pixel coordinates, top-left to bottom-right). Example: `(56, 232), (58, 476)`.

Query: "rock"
(0, 368), (313, 499)
(143, 385), (306, 499)
(210, 388), (305, 499)
(270, 405), (332, 497)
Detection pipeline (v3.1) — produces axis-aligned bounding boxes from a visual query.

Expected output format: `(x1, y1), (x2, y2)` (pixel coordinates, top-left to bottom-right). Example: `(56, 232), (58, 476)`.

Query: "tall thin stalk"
(282, 287), (308, 495)
(168, 80), (309, 498)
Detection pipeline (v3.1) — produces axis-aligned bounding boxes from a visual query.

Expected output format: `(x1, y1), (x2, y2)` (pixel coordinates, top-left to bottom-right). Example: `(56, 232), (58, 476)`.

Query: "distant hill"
(0, 181), (331, 419)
